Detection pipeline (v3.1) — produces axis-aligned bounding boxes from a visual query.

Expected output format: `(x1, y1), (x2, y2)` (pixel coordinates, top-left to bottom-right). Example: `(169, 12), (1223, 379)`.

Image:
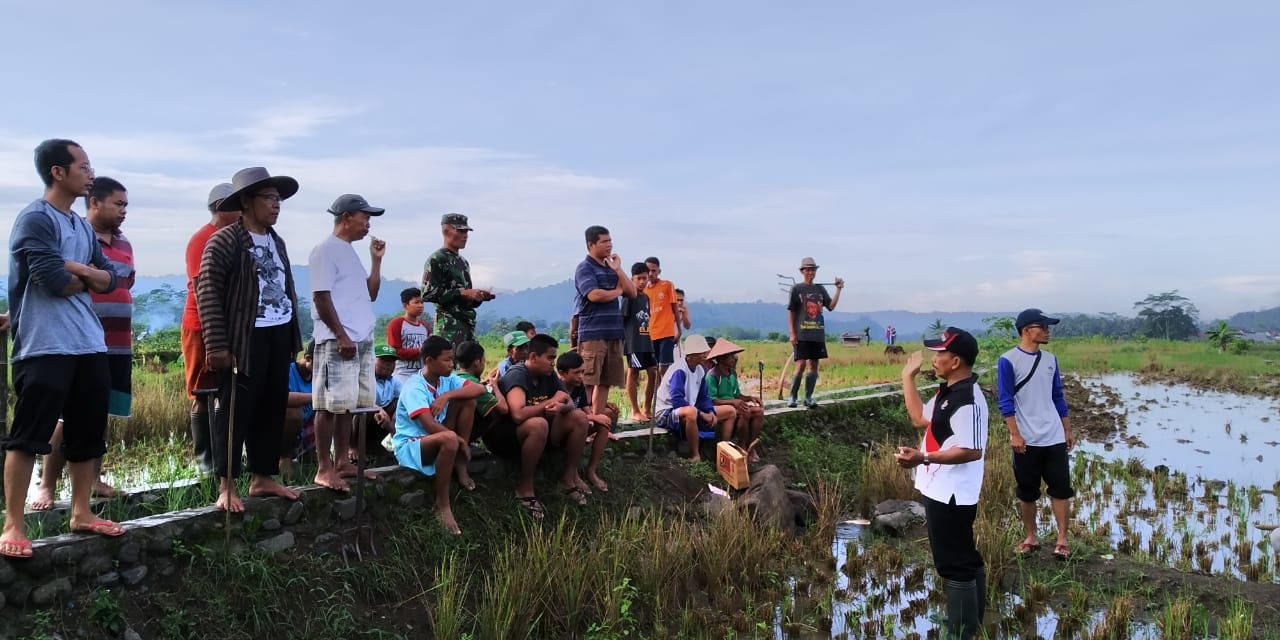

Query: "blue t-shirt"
(574, 256), (624, 342)
(375, 375), (402, 410)
(393, 373), (467, 449)
(288, 362), (314, 425)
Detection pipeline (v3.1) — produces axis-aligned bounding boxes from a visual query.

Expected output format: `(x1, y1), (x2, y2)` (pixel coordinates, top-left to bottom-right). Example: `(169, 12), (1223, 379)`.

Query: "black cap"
(328, 194), (385, 216)
(441, 213), (472, 230)
(1015, 308), (1060, 333)
(923, 327), (979, 367)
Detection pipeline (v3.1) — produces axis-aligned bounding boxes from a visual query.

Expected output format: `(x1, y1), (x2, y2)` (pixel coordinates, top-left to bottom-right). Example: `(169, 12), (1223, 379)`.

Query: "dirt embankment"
(1062, 375), (1146, 447)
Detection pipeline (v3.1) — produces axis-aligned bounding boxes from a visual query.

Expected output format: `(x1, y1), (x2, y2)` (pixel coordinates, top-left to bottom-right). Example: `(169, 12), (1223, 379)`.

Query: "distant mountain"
(134, 267), (420, 318)
(1228, 306), (1280, 331)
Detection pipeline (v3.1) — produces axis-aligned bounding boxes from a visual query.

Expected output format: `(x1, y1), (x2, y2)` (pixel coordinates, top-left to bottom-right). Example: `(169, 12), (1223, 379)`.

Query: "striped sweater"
(196, 220), (302, 375)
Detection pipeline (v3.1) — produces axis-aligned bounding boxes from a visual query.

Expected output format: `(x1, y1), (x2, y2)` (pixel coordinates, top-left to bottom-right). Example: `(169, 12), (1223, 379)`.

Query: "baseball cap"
(328, 194), (385, 216)
(207, 183), (235, 207)
(441, 213), (473, 230)
(682, 334), (711, 355)
(923, 327), (979, 367)
(374, 344), (397, 359)
(503, 331), (530, 349)
(1015, 308), (1060, 333)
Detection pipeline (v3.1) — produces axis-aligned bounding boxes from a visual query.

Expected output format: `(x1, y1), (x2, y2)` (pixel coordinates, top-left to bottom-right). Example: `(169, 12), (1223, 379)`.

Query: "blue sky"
(2, 2), (1277, 318)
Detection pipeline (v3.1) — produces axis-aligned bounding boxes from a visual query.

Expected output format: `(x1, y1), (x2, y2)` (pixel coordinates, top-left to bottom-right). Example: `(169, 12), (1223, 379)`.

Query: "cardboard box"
(717, 441), (750, 490)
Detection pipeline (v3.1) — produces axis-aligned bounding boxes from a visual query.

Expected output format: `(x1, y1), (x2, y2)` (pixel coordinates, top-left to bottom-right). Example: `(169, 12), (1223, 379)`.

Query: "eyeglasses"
(255, 193), (282, 203)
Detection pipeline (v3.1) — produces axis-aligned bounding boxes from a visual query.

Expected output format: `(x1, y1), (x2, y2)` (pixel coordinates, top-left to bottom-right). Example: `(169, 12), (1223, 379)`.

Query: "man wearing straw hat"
(653, 334), (737, 462)
(198, 167), (303, 512)
(706, 338), (764, 462)
(785, 257), (844, 408)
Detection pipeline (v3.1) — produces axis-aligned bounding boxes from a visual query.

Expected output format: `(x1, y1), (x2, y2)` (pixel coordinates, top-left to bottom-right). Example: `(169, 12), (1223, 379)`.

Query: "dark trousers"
(3, 353), (109, 461)
(924, 495), (984, 582)
(212, 324), (291, 478)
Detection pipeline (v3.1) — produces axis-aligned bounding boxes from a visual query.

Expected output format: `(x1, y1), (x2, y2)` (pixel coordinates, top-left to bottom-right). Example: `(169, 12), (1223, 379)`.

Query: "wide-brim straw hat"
(216, 167), (299, 212)
(706, 338), (745, 361)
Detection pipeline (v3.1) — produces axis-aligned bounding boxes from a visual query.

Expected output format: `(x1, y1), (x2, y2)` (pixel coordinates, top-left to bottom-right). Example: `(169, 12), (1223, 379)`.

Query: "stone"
(871, 500), (926, 536)
(117, 541), (142, 565)
(0, 559), (15, 586)
(261, 518), (282, 532)
(283, 501), (305, 525)
(256, 532), (295, 555)
(6, 581), (31, 607)
(96, 572), (120, 586)
(740, 464), (807, 533)
(148, 535), (173, 555)
(120, 565), (149, 586)
(398, 491), (426, 508)
(0, 591), (5, 608)
(51, 544), (86, 567)
(124, 628), (143, 640)
(315, 533), (340, 545)
(79, 554), (113, 577)
(30, 577), (72, 607)
(334, 497), (360, 521)
(700, 494), (733, 519)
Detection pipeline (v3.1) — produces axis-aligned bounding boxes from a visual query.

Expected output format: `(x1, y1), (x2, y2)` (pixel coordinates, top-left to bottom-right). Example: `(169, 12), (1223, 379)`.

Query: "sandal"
(517, 496), (546, 520)
(71, 518), (126, 537)
(1053, 543), (1071, 560)
(561, 485), (588, 506)
(0, 537), (33, 559)
(1015, 541), (1041, 556)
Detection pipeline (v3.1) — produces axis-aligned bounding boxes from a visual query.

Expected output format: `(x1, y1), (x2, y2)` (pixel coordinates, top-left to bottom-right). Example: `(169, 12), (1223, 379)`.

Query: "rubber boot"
(974, 566), (987, 626)
(803, 372), (819, 407)
(943, 578), (980, 639)
(789, 372), (802, 408)
(190, 410), (214, 475)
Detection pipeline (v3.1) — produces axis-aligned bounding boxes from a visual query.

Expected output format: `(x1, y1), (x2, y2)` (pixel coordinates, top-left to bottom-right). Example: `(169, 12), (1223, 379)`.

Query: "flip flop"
(0, 538), (33, 559)
(1053, 543), (1071, 560)
(71, 518), (126, 537)
(1015, 542), (1042, 556)
(517, 496), (545, 520)
(561, 485), (588, 506)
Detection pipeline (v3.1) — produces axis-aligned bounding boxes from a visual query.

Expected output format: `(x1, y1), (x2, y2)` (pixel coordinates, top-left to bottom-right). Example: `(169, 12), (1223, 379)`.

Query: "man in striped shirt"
(30, 177), (134, 510)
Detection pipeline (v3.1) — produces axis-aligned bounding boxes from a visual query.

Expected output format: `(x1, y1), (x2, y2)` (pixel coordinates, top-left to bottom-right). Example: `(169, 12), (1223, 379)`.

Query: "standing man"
(423, 213), (493, 346)
(3, 139), (124, 558)
(895, 329), (988, 638)
(198, 167), (303, 512)
(785, 257), (844, 408)
(183, 183), (240, 474)
(644, 257), (679, 380)
(999, 309), (1074, 560)
(309, 194), (386, 491)
(31, 176), (134, 510)
(575, 226), (637, 417)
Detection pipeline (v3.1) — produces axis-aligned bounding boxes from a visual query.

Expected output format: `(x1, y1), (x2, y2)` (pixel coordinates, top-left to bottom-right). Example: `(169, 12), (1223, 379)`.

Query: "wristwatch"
(922, 452), (931, 466)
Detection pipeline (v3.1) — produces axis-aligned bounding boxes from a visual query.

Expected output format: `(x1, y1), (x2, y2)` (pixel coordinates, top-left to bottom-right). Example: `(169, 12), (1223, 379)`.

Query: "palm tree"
(1205, 320), (1238, 353)
(927, 318), (946, 338)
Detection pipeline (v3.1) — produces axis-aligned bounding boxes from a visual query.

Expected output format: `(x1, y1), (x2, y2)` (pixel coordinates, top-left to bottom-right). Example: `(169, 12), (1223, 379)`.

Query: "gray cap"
(328, 193), (385, 216)
(207, 183), (235, 207)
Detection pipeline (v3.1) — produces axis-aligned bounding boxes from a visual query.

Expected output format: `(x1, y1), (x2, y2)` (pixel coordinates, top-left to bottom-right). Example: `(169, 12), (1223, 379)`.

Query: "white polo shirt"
(914, 375), (989, 506)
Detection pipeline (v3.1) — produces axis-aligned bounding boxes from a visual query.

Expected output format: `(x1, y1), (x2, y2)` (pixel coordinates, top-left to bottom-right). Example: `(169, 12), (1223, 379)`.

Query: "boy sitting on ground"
(654, 334), (736, 462)
(557, 351), (617, 494)
(355, 344), (402, 466)
(454, 340), (510, 448)
(392, 336), (484, 534)
(490, 333), (590, 518)
(706, 340), (764, 462)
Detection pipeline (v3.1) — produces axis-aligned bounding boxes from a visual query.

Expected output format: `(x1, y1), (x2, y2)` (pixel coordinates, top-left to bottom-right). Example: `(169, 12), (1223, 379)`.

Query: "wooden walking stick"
(774, 352), (794, 401)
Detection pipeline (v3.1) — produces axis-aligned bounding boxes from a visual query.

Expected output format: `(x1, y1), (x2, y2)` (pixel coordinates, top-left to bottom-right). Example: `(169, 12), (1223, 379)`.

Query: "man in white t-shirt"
(895, 327), (988, 639)
(310, 193), (386, 492)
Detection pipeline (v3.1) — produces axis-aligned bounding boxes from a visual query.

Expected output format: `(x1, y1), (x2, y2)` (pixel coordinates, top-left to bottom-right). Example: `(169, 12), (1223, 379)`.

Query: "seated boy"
(392, 336), (484, 534)
(454, 340), (510, 445)
(282, 341), (317, 475)
(495, 331), (531, 380)
(557, 351), (617, 493)
(351, 344), (402, 467)
(622, 262), (657, 421)
(490, 333), (589, 518)
(654, 334), (736, 462)
(706, 340), (764, 462)
(387, 287), (431, 386)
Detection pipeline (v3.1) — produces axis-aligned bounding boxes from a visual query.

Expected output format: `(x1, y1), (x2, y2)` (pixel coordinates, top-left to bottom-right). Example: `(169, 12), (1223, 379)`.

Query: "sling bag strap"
(1012, 351), (1043, 395)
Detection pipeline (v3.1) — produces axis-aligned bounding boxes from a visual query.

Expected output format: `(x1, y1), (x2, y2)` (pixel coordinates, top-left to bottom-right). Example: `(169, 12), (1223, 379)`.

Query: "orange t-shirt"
(645, 279), (677, 340)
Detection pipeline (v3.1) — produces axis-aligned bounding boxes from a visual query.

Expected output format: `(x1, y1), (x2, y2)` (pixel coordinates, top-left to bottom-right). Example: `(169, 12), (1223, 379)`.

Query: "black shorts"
(3, 353), (110, 461)
(793, 340), (828, 361)
(627, 352), (657, 370)
(1012, 443), (1075, 502)
(652, 337), (676, 366)
(481, 417), (523, 459)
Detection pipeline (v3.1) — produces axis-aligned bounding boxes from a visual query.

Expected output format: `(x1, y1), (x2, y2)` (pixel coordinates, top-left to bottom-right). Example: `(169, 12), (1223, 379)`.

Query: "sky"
(1, 1), (1277, 319)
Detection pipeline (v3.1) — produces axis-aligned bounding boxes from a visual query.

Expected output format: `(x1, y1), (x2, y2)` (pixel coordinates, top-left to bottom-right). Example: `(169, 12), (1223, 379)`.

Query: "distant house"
(840, 332), (862, 346)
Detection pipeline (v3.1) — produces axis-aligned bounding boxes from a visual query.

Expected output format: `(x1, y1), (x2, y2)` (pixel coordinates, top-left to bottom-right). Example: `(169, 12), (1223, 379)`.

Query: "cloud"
(230, 102), (369, 153)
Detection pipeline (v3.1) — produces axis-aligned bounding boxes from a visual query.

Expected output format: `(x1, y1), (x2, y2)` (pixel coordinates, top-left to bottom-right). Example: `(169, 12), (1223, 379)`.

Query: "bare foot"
(688, 456), (702, 464)
(456, 468), (477, 491)
(607, 432), (621, 441)
(215, 489), (245, 513)
(248, 476), (300, 501)
(587, 472), (609, 493)
(314, 469), (350, 492)
(574, 476), (593, 495)
(336, 462), (358, 478)
(436, 507), (461, 535)
(29, 486), (55, 511)
(92, 480), (122, 499)
(748, 452), (762, 463)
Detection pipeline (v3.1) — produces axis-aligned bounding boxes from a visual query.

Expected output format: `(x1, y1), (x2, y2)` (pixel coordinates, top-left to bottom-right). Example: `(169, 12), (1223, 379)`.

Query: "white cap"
(682, 334), (711, 355)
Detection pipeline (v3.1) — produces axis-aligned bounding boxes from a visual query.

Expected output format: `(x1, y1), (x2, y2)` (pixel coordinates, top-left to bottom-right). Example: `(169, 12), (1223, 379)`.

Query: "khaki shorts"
(313, 338), (376, 413)
(579, 339), (624, 387)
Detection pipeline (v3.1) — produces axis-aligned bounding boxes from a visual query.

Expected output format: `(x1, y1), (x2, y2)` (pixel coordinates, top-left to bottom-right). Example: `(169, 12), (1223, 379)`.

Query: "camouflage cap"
(441, 213), (473, 231)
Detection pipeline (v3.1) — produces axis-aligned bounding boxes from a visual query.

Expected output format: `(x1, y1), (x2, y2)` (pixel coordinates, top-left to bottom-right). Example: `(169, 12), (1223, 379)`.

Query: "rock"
(334, 497), (360, 521)
(96, 572), (120, 586)
(315, 533), (340, 545)
(0, 560), (15, 586)
(283, 501), (305, 526)
(117, 541), (142, 565)
(621, 451), (641, 461)
(741, 465), (807, 533)
(261, 518), (282, 532)
(6, 581), (32, 607)
(123, 628), (143, 640)
(701, 494), (733, 520)
(79, 554), (113, 577)
(0, 591), (5, 608)
(256, 532), (295, 555)
(30, 577), (72, 607)
(872, 500), (925, 536)
(148, 536), (173, 555)
(398, 491), (426, 508)
(120, 565), (149, 586)
(51, 544), (86, 567)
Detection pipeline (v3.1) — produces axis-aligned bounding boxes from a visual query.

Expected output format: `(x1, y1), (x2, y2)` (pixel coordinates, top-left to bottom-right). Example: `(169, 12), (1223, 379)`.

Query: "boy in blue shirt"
(393, 335), (484, 535)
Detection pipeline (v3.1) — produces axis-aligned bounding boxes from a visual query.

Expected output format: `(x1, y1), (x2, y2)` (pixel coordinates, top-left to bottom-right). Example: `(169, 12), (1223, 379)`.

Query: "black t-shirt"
(568, 383), (590, 411)
(498, 362), (566, 406)
(620, 293), (653, 354)
(788, 283), (832, 342)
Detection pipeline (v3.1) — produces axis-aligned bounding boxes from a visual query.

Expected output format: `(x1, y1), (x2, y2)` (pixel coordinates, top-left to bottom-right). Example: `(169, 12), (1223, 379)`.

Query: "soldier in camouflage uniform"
(422, 213), (494, 345)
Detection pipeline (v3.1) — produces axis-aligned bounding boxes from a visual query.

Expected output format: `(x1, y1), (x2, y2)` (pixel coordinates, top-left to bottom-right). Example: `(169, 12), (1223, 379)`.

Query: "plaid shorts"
(313, 338), (376, 413)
